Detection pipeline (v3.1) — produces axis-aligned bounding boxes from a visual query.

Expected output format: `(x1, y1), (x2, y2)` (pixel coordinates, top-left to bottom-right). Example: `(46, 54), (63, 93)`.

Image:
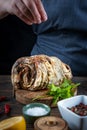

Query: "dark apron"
(31, 0), (87, 76)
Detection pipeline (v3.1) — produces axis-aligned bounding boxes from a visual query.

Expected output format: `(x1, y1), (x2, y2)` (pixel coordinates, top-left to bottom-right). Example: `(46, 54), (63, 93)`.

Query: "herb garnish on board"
(32, 79), (80, 105)
(47, 79), (80, 105)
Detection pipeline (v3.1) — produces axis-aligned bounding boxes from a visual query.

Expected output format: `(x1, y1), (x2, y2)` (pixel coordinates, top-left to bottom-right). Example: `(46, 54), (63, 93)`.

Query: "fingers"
(6, 0), (48, 25)
(35, 0), (48, 21)
(14, 4), (34, 25)
(24, 0), (47, 23)
(16, 0), (35, 24)
(27, 1), (42, 24)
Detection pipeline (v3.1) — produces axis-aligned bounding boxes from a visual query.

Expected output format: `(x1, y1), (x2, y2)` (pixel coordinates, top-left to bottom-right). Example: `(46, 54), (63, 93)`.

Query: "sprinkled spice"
(0, 96), (11, 115)
(26, 107), (48, 116)
(0, 96), (6, 102)
(68, 103), (87, 116)
(4, 104), (11, 114)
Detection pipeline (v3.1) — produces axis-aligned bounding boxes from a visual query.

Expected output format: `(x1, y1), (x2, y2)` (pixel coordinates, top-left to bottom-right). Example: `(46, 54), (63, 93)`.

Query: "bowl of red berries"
(57, 95), (87, 130)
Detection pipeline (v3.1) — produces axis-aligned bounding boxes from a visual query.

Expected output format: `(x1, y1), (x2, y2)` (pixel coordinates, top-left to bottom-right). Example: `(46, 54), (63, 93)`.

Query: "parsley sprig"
(47, 79), (80, 105)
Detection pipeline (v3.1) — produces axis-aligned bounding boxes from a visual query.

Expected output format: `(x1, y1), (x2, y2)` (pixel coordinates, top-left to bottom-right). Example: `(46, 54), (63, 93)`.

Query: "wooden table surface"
(0, 75), (87, 130)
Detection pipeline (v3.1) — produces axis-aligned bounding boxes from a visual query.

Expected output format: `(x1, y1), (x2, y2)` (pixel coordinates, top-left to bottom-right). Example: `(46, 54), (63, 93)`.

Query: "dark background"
(0, 15), (36, 75)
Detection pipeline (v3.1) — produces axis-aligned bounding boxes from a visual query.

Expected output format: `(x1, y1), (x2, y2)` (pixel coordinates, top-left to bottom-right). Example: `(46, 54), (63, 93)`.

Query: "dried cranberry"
(68, 103), (87, 116)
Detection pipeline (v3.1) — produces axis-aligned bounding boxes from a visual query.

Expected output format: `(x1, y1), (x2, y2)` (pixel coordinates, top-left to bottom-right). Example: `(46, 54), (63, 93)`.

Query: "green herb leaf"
(47, 79), (80, 105)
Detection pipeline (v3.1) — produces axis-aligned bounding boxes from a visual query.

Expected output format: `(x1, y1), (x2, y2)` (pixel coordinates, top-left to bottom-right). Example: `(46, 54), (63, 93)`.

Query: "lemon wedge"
(0, 116), (26, 130)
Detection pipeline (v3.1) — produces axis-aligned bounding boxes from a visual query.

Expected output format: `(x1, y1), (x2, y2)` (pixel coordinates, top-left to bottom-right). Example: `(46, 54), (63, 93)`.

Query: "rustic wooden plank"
(0, 75), (87, 130)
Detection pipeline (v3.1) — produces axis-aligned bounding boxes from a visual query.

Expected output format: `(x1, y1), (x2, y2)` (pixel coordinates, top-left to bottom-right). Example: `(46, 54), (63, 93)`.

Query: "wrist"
(0, 0), (9, 19)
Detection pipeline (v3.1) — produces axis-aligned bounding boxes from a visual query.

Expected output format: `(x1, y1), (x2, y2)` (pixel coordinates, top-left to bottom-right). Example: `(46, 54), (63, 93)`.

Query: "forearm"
(0, 0), (9, 19)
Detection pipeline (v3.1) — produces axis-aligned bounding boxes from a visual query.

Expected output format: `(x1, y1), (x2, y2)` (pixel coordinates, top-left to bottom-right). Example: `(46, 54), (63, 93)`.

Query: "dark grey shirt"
(31, 0), (87, 76)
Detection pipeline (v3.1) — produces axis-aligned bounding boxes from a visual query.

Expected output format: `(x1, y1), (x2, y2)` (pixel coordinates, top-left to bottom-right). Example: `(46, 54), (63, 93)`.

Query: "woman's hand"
(0, 0), (48, 25)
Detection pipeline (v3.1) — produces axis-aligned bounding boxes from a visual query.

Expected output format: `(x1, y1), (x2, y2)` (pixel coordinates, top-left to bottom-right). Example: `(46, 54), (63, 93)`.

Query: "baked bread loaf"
(11, 54), (72, 91)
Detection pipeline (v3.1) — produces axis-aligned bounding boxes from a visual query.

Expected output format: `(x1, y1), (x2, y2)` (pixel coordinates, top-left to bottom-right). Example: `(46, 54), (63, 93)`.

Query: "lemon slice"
(0, 116), (26, 130)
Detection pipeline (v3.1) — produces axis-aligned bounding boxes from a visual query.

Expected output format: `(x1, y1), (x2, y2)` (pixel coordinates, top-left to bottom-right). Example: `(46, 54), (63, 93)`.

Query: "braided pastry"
(11, 54), (72, 91)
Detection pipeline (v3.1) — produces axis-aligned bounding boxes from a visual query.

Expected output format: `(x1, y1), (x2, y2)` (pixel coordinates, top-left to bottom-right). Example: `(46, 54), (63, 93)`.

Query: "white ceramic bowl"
(57, 95), (87, 130)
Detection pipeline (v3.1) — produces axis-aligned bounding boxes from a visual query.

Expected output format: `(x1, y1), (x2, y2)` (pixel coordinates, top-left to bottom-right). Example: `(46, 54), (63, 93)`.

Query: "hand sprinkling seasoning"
(68, 103), (87, 116)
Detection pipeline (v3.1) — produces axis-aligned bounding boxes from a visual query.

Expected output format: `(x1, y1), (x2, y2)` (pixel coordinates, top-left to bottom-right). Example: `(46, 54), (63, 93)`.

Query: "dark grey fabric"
(31, 0), (87, 76)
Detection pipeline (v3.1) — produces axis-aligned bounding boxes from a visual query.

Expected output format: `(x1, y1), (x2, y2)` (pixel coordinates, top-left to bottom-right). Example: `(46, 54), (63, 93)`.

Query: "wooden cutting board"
(14, 87), (77, 107)
(14, 89), (56, 107)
